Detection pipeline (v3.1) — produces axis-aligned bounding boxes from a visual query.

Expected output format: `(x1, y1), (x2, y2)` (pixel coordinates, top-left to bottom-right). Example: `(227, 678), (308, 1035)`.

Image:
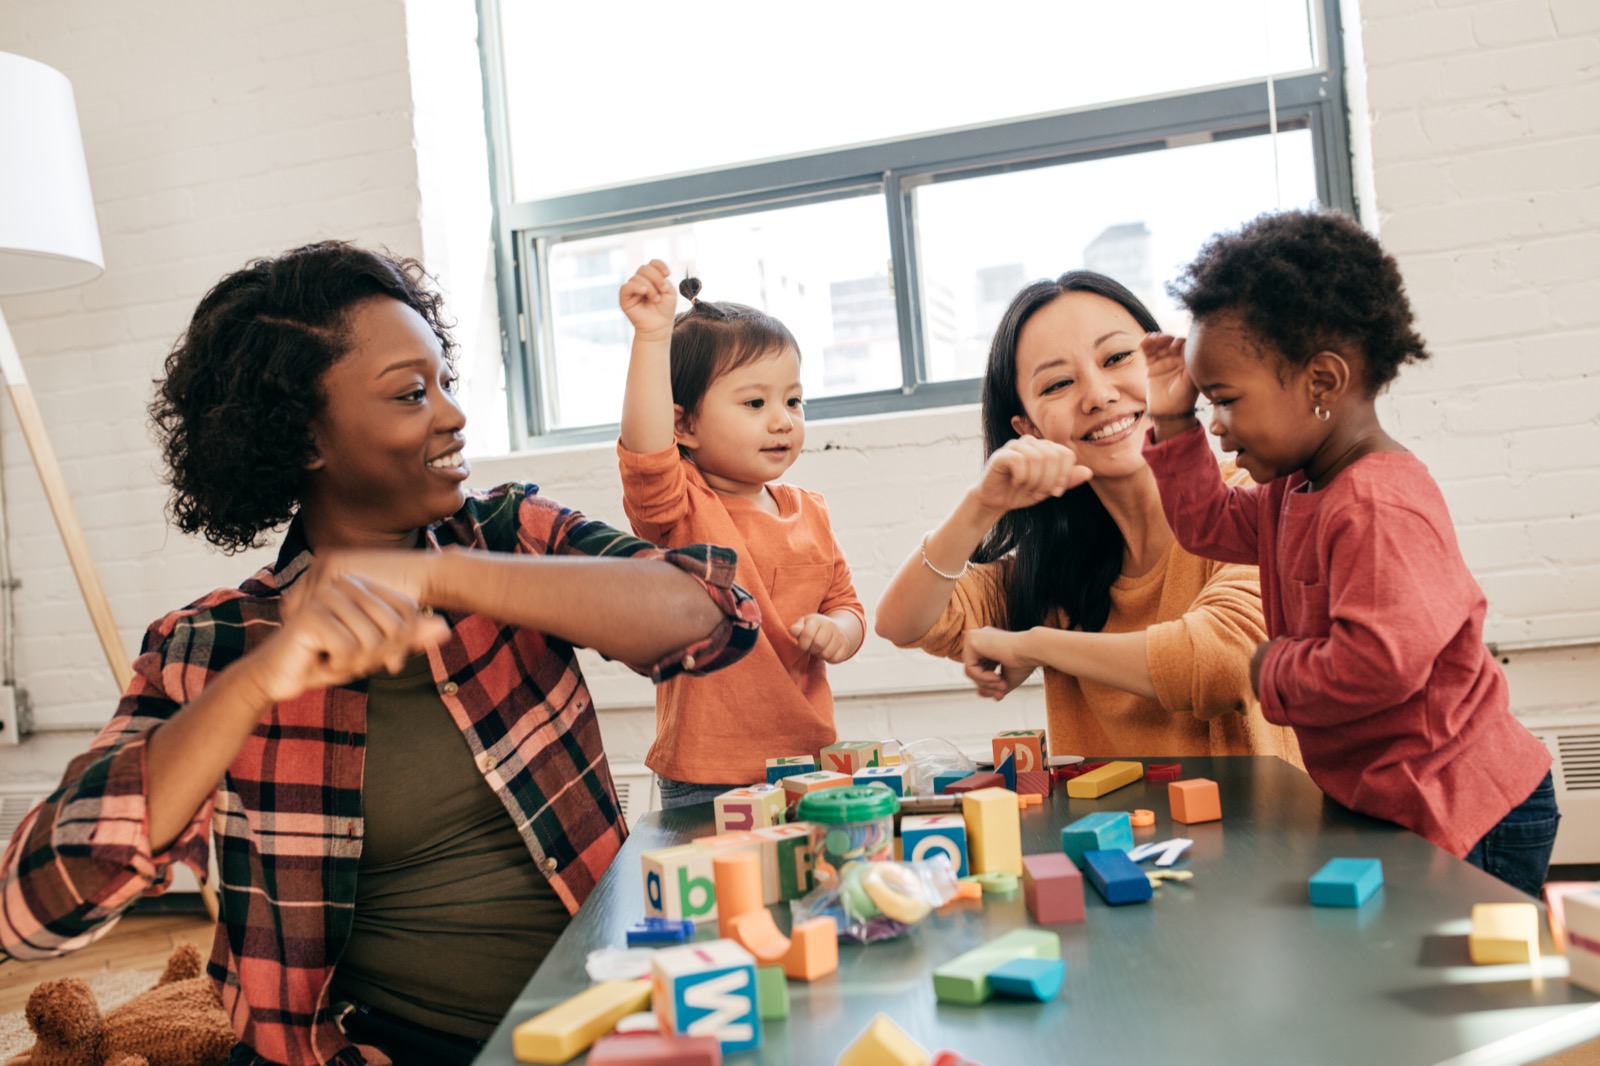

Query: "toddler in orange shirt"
(618, 260), (865, 808)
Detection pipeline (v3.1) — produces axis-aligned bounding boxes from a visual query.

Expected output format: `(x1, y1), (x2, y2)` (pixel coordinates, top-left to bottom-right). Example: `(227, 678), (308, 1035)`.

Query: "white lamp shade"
(0, 51), (104, 294)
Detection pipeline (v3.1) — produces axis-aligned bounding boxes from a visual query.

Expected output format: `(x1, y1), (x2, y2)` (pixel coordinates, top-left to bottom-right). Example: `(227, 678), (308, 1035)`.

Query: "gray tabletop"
(476, 756), (1600, 1066)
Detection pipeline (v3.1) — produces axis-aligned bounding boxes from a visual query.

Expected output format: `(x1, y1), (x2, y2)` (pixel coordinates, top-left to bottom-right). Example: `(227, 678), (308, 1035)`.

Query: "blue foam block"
(1060, 811), (1135, 868)
(988, 957), (1066, 1001)
(1082, 848), (1153, 905)
(995, 750), (1017, 790)
(1309, 858), (1383, 907)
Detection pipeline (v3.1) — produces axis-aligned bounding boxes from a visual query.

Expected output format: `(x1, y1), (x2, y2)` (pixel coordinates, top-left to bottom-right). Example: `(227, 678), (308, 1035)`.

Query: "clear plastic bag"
(895, 737), (978, 796)
(789, 854), (961, 943)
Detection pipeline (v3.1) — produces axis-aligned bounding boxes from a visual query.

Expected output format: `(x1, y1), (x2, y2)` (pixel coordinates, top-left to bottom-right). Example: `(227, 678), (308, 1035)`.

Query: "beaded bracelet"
(919, 532), (969, 581)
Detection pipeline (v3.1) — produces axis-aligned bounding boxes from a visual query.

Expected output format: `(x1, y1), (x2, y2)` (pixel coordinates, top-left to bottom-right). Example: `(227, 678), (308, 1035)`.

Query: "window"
(480, 0), (1352, 442)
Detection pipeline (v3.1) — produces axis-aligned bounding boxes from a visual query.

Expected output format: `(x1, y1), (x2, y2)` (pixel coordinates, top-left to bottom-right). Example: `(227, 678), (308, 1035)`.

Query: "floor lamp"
(0, 51), (131, 707)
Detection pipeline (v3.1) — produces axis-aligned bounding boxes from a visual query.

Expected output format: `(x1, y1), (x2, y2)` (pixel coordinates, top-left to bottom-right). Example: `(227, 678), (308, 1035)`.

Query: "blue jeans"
(656, 774), (745, 810)
(1464, 771), (1560, 897)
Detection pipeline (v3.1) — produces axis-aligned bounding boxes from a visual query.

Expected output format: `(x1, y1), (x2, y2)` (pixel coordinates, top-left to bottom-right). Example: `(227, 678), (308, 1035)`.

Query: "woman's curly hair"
(149, 241), (455, 553)
(1169, 209), (1429, 392)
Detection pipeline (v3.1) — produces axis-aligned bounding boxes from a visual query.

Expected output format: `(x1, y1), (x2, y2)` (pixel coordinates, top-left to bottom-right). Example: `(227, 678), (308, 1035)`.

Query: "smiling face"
(1185, 311), (1323, 483)
(676, 345), (804, 498)
(300, 295), (469, 547)
(1010, 291), (1150, 480)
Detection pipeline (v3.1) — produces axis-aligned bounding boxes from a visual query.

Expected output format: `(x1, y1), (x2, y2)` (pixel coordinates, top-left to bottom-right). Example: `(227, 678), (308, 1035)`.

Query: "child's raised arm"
(619, 259), (680, 454)
(1142, 333), (1202, 441)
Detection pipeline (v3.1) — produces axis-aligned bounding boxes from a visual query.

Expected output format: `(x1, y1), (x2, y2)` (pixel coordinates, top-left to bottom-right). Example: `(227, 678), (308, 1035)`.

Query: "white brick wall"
(0, 0), (424, 730)
(0, 0), (1593, 775)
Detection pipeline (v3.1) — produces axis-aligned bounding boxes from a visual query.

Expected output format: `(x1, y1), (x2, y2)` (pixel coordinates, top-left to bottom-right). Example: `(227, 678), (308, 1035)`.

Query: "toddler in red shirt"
(1141, 210), (1557, 895)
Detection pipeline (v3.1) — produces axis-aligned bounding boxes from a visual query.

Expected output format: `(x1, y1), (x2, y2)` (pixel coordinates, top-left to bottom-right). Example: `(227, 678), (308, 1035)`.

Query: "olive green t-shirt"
(331, 655), (569, 1039)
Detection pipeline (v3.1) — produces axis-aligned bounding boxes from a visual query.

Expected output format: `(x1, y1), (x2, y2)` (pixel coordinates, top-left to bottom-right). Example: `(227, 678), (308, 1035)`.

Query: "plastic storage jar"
(797, 785), (900, 883)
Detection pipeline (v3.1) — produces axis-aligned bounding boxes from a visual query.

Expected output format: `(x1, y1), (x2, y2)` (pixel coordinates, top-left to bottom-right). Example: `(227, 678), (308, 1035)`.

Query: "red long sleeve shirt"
(1144, 426), (1550, 857)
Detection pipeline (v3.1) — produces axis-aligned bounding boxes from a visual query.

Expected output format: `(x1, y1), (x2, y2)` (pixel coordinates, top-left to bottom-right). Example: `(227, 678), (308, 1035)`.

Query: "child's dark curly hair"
(1169, 209), (1429, 392)
(148, 241), (455, 553)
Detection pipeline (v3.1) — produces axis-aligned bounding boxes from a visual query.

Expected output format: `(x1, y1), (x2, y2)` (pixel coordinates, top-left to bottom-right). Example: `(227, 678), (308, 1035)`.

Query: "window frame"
(477, 0), (1355, 447)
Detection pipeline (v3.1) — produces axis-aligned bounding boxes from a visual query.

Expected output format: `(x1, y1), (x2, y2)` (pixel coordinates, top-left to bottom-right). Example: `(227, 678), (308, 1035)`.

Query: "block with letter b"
(714, 784), (786, 833)
(652, 939), (762, 1053)
(641, 844), (718, 921)
(900, 813), (969, 877)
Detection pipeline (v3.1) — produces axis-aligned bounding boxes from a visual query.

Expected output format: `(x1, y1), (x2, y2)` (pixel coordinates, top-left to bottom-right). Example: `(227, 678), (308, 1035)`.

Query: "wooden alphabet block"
(1022, 852), (1085, 924)
(765, 755), (817, 784)
(1059, 811), (1134, 868)
(901, 813), (969, 877)
(642, 844), (718, 921)
(992, 728), (1048, 773)
(1082, 848), (1153, 905)
(652, 939), (761, 1053)
(1544, 881), (1600, 953)
(1065, 760), (1144, 799)
(1168, 778), (1222, 824)
(779, 770), (853, 815)
(854, 765), (909, 796)
(819, 740), (881, 775)
(511, 979), (653, 1064)
(961, 786), (1022, 876)
(1308, 858), (1383, 907)
(714, 784), (785, 834)
(749, 821), (817, 903)
(1469, 902), (1540, 965)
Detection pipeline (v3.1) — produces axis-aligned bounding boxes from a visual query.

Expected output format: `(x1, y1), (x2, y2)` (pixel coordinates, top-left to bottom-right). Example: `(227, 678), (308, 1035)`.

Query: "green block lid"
(797, 784), (900, 823)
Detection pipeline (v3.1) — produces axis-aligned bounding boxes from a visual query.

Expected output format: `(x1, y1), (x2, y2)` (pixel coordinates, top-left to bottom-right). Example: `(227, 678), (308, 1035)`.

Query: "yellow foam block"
(961, 786), (1022, 876)
(512, 979), (652, 1063)
(1066, 760), (1144, 799)
(1469, 902), (1540, 965)
(836, 1013), (930, 1066)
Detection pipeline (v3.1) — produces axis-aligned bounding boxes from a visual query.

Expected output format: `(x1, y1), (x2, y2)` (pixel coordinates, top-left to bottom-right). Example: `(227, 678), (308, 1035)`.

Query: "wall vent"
(1531, 726), (1600, 865)
(610, 763), (656, 830)
(0, 791), (44, 843)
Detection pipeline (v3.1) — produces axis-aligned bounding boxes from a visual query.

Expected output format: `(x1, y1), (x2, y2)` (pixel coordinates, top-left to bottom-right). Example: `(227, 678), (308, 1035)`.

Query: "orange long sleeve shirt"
(619, 443), (864, 784)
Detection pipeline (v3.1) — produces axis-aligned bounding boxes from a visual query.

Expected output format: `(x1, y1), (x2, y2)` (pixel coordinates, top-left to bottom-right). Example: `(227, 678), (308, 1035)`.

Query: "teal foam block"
(988, 957), (1066, 1001)
(1309, 858), (1383, 907)
(1061, 811), (1134, 868)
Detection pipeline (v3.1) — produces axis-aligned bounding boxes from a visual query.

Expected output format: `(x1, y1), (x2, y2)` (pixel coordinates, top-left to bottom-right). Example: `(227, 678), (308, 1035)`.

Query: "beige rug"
(0, 966), (160, 1060)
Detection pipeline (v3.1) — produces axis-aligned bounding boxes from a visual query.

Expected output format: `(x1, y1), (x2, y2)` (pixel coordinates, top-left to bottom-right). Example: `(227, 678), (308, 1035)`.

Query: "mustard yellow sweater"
(909, 545), (1301, 765)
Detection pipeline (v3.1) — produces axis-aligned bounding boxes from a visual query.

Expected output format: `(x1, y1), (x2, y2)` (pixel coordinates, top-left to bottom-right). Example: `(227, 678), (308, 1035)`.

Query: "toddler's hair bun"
(679, 277), (703, 304)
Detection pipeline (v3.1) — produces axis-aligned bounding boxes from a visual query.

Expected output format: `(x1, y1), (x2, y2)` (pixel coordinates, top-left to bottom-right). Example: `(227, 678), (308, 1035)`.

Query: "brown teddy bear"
(5, 942), (234, 1066)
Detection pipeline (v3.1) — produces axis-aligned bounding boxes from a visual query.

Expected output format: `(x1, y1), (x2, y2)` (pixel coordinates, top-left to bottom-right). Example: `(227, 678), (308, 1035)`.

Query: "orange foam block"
(725, 909), (838, 981)
(1168, 778), (1221, 824)
(712, 850), (765, 939)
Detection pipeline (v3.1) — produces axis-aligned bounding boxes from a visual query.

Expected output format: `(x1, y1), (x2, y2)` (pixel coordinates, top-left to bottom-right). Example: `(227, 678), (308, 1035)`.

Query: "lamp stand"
(0, 307), (131, 694)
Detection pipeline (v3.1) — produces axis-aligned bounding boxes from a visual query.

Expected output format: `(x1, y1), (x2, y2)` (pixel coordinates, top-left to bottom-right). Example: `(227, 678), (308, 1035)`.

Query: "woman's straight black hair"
(974, 270), (1160, 633)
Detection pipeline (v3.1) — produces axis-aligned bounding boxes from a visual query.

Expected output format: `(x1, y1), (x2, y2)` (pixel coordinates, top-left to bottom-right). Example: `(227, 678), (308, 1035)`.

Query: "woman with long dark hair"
(876, 271), (1298, 761)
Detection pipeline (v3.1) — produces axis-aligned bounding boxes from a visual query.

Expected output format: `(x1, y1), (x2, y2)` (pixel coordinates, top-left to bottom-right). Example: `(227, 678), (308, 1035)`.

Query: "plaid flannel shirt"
(0, 483), (758, 1066)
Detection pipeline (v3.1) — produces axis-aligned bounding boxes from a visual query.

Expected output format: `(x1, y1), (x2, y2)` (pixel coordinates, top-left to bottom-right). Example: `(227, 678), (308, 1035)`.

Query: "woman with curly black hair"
(1142, 209), (1556, 894)
(876, 270), (1298, 766)
(0, 241), (759, 1066)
